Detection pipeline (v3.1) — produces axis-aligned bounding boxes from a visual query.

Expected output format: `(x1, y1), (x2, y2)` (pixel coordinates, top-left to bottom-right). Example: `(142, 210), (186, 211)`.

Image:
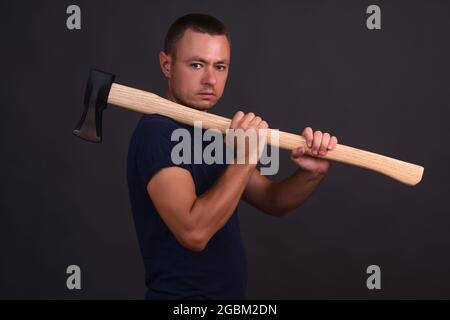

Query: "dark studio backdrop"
(1, 0), (449, 299)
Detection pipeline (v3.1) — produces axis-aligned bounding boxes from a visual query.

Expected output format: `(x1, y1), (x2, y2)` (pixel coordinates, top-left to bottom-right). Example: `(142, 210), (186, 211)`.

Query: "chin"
(192, 100), (216, 111)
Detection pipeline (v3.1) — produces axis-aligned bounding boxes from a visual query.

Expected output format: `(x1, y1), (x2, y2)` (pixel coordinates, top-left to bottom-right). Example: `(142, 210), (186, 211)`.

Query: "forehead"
(175, 29), (230, 62)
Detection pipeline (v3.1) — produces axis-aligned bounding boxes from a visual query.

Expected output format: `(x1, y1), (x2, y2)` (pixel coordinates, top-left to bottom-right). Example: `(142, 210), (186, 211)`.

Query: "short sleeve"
(135, 118), (192, 190)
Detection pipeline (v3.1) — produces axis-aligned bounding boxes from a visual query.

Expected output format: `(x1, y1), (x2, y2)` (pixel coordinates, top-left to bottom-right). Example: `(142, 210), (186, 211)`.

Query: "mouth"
(197, 92), (215, 99)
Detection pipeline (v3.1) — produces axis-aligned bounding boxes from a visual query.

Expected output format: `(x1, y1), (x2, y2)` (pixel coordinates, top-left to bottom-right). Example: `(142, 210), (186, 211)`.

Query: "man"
(126, 13), (338, 300)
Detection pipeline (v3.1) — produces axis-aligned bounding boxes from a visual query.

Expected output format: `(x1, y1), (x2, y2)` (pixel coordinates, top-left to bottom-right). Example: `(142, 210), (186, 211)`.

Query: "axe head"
(72, 69), (115, 143)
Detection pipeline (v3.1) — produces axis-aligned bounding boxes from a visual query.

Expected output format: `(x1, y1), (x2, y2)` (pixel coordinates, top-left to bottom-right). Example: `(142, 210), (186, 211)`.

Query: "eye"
(216, 65), (227, 72)
(190, 63), (203, 69)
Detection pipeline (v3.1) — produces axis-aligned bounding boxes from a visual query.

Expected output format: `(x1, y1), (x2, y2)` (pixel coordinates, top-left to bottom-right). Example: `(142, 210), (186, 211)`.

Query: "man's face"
(160, 29), (230, 111)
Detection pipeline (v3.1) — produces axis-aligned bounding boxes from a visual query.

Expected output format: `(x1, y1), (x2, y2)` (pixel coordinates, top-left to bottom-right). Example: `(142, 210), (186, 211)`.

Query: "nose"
(202, 66), (217, 86)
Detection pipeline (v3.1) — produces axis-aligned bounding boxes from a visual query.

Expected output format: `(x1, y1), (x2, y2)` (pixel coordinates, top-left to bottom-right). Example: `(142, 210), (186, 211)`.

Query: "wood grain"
(108, 83), (424, 186)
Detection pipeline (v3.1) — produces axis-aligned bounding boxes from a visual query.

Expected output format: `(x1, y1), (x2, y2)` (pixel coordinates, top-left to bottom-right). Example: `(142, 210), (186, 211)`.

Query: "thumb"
(291, 147), (305, 158)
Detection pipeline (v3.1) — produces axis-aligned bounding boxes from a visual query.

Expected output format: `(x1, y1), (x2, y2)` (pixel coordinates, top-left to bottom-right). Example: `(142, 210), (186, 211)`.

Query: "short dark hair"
(164, 13), (231, 58)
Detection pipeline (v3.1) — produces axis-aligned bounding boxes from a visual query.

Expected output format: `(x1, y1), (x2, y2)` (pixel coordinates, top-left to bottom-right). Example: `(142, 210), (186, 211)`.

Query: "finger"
(256, 120), (268, 149)
(302, 127), (313, 148)
(246, 116), (261, 142)
(319, 132), (330, 155)
(328, 136), (338, 150)
(248, 116), (262, 128)
(258, 120), (269, 130)
(311, 131), (322, 156)
(240, 112), (256, 130)
(230, 111), (245, 129)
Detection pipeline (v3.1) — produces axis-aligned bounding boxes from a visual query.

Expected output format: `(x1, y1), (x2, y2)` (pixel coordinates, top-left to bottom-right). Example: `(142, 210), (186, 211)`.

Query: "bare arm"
(243, 168), (325, 217)
(148, 163), (255, 252)
(147, 111), (267, 252)
(243, 127), (338, 217)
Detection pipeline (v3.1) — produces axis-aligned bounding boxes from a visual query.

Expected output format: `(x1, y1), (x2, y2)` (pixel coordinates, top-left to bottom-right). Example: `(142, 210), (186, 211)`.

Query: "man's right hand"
(227, 111), (269, 166)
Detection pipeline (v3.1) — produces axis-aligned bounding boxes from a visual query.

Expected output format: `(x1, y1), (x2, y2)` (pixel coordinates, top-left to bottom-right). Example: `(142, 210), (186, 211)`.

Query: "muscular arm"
(243, 127), (337, 217)
(147, 111), (273, 251)
(147, 163), (255, 252)
(242, 168), (325, 217)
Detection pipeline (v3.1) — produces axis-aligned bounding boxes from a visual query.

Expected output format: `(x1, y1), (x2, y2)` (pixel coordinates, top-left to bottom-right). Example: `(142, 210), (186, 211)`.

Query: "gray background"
(1, 0), (449, 299)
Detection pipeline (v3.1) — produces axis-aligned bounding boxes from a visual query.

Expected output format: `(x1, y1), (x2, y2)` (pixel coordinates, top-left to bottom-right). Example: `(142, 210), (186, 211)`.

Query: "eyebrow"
(186, 56), (230, 65)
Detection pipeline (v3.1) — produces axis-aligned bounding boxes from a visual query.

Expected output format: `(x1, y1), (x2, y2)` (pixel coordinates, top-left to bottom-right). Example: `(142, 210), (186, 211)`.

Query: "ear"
(159, 51), (172, 79)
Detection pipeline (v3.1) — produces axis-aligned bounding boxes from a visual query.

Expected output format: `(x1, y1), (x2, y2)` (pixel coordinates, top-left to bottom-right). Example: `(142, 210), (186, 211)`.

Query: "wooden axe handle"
(108, 83), (424, 186)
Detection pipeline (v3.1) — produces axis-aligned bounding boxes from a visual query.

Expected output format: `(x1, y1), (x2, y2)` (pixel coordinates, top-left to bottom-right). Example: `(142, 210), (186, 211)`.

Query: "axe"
(73, 69), (424, 186)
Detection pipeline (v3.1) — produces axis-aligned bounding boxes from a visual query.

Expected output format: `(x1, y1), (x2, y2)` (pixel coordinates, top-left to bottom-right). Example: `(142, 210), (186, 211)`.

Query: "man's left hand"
(290, 127), (338, 174)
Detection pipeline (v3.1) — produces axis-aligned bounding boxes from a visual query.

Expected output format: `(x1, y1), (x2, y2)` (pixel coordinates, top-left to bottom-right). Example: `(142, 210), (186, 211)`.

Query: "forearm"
(269, 168), (325, 216)
(189, 163), (255, 241)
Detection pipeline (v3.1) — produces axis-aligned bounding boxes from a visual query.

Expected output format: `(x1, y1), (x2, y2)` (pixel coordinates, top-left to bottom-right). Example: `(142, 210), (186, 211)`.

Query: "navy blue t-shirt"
(126, 114), (247, 300)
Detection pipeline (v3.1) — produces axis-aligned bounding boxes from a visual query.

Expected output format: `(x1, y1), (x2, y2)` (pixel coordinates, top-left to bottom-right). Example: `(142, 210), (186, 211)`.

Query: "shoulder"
(133, 114), (188, 139)
(128, 114), (192, 157)
(140, 114), (184, 130)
